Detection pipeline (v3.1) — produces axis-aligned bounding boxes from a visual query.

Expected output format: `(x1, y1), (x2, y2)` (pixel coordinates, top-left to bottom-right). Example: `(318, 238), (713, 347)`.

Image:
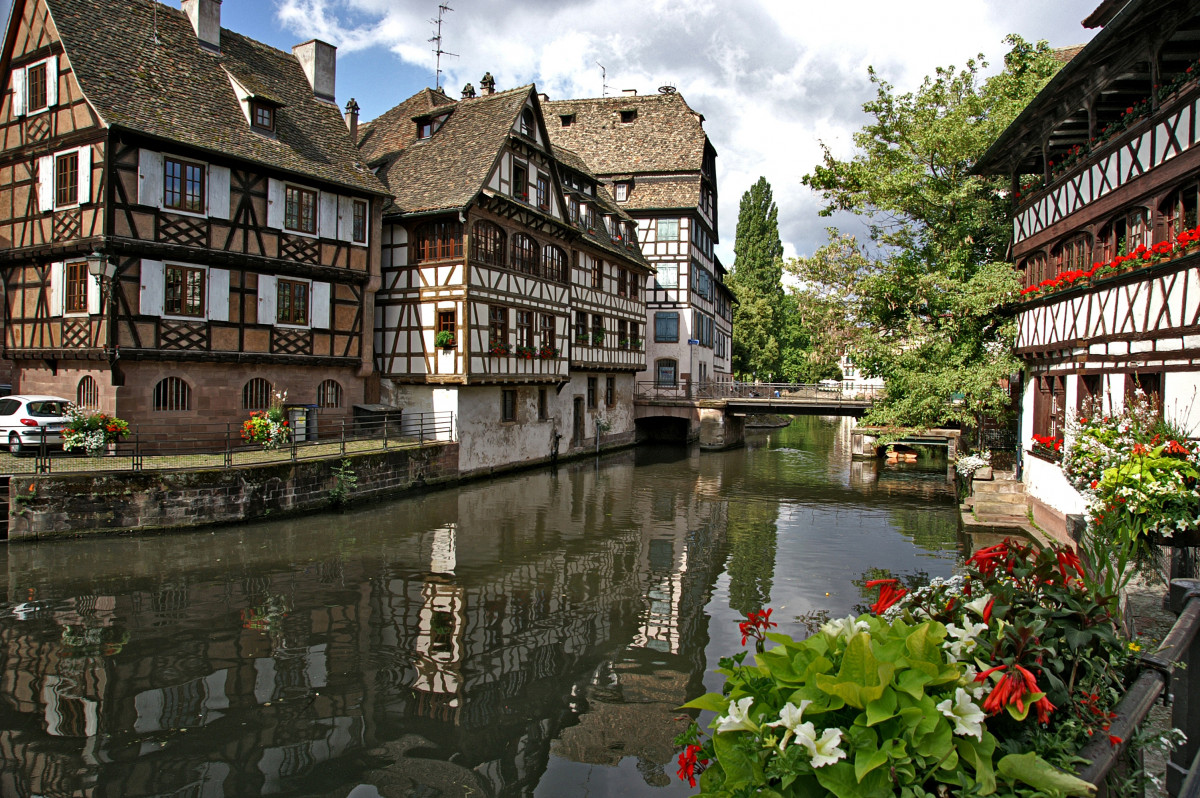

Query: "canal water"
(0, 416), (962, 797)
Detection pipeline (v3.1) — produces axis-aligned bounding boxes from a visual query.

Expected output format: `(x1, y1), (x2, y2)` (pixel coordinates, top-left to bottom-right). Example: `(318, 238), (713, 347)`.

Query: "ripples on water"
(0, 416), (962, 797)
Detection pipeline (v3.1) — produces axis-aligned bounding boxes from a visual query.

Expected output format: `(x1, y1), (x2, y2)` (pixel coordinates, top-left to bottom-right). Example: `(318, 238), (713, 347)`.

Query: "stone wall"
(7, 443), (459, 540)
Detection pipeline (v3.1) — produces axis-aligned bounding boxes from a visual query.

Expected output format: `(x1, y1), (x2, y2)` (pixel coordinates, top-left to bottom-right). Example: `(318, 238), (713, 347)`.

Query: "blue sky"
(4, 0), (1103, 263)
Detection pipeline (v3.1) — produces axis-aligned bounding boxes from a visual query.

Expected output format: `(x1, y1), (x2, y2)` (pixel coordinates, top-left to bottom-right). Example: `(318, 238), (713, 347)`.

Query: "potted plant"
(435, 330), (456, 349)
(242, 390), (290, 450)
(538, 345), (558, 359)
(591, 329), (605, 346)
(617, 337), (630, 349)
(515, 345), (536, 360)
(62, 406), (130, 456)
(1030, 433), (1062, 462)
(488, 338), (511, 356)
(631, 337), (643, 349)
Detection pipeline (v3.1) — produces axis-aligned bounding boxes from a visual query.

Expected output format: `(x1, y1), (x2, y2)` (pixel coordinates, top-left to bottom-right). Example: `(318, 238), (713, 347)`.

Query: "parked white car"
(0, 395), (72, 454)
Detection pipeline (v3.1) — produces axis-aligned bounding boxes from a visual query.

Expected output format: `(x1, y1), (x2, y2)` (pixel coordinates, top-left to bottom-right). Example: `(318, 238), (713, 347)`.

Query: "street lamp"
(86, 250), (119, 366)
(86, 249), (116, 281)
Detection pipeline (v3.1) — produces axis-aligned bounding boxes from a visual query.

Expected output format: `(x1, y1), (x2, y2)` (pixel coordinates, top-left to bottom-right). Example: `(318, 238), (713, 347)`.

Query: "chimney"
(621, 88), (637, 96)
(292, 40), (337, 103)
(181, 0), (221, 51)
(344, 98), (359, 140)
(480, 72), (496, 96)
(461, 82), (476, 99)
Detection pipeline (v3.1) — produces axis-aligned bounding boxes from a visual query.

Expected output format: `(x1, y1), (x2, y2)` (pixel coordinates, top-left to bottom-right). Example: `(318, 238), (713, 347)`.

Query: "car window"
(0, 399), (17, 416)
(26, 401), (67, 417)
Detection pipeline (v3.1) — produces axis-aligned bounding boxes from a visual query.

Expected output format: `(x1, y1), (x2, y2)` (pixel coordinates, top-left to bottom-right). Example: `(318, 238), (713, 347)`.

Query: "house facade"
(359, 80), (651, 474)
(544, 91), (732, 392)
(0, 0), (385, 437)
(976, 0), (1200, 534)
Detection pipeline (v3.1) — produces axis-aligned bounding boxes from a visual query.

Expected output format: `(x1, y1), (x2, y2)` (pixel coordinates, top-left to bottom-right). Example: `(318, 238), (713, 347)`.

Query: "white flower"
(714, 697), (759, 734)
(937, 687), (986, 740)
(964, 594), (993, 619)
(801, 727), (847, 768)
(943, 620), (988, 659)
(766, 701), (814, 750)
(820, 615), (869, 640)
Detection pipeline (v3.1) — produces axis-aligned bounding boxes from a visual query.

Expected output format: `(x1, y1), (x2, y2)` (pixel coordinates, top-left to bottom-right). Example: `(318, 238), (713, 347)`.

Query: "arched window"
(472, 220), (505, 266)
(317, 379), (342, 408)
(153, 377), (191, 411)
(412, 220), (463, 264)
(511, 233), (538, 274)
(542, 245), (567, 282)
(520, 108), (535, 137)
(1051, 235), (1091, 276)
(655, 359), (678, 387)
(1020, 252), (1048, 289)
(1162, 182), (1200, 238)
(76, 376), (98, 409)
(242, 378), (273, 410)
(1099, 207), (1151, 261)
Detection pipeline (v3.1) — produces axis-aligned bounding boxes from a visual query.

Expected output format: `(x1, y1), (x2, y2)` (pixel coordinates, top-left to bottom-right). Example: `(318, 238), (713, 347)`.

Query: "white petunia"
(964, 594), (993, 619)
(714, 696), (759, 734)
(943, 620), (988, 659)
(820, 615), (869, 640)
(937, 687), (986, 740)
(805, 727), (848, 768)
(766, 701), (814, 750)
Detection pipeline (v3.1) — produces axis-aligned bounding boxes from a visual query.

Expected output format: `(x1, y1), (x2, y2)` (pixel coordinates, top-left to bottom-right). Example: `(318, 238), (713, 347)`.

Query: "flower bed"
(676, 537), (1160, 797)
(1018, 225), (1200, 301)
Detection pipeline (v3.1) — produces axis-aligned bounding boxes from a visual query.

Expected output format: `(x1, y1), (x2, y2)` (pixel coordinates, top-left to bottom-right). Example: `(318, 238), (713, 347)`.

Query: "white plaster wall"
(1022, 455), (1089, 517)
(1165, 371), (1200, 435)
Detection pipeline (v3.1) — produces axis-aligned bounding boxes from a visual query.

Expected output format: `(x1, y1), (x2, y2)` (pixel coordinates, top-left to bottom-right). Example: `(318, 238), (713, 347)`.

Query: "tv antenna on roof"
(429, 3), (458, 91)
(597, 61), (613, 97)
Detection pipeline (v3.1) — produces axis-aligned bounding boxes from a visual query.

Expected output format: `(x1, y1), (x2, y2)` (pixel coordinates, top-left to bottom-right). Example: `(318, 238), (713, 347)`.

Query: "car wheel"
(8, 432), (22, 455)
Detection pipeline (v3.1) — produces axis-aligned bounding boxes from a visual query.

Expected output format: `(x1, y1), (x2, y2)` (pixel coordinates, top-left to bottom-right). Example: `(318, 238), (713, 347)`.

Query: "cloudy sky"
(10, 0), (1102, 264)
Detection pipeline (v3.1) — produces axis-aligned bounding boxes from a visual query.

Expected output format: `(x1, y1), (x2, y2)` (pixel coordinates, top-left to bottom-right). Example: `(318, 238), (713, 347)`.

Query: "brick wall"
(7, 443), (459, 540)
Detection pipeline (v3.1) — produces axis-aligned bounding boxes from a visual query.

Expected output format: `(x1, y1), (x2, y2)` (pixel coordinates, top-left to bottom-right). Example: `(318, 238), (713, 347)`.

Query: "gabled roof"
(25, 0), (383, 194)
(543, 92), (709, 175)
(365, 86), (534, 215)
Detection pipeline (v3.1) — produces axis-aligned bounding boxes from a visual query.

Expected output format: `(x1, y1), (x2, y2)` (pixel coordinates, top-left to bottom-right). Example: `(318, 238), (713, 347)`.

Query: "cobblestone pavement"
(1125, 579), (1178, 798)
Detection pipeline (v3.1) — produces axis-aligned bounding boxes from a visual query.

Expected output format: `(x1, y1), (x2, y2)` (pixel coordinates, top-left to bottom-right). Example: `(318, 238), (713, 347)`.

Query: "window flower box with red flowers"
(487, 339), (511, 357)
(538, 345), (559, 359)
(515, 345), (536, 360)
(1030, 433), (1063, 462)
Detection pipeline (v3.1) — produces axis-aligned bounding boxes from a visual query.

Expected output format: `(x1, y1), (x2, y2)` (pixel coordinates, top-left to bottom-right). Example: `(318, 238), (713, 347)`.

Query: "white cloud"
(271, 0), (1099, 263)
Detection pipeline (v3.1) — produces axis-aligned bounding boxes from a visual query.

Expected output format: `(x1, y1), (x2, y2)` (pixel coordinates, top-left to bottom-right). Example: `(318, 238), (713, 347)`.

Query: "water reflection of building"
(0, 453), (729, 797)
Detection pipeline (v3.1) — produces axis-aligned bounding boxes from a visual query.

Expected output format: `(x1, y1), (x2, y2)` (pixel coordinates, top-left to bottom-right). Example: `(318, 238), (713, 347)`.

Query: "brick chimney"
(461, 83), (476, 99)
(344, 98), (359, 140)
(480, 72), (495, 96)
(181, 0), (221, 51)
(293, 40), (337, 104)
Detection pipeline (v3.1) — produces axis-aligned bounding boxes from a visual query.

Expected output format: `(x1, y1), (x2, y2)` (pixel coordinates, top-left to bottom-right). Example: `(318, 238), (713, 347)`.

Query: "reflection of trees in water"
(725, 500), (779, 614)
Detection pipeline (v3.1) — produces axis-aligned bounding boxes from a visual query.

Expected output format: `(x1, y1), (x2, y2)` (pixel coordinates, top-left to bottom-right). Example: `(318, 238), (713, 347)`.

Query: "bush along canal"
(0, 416), (999, 796)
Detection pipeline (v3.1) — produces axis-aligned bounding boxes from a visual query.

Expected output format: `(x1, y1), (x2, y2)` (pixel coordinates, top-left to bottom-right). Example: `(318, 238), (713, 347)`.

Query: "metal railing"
(634, 380), (885, 403)
(1077, 579), (1200, 797)
(13, 411), (457, 475)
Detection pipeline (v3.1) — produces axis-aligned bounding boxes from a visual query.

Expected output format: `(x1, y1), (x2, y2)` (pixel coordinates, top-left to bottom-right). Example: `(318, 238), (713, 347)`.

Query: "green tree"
(793, 35), (1061, 427)
(729, 177), (786, 380)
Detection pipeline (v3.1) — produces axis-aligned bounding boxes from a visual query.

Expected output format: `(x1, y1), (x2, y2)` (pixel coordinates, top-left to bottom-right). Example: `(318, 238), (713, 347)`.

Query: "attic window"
(560, 114), (575, 127)
(615, 182), (629, 202)
(520, 108), (535, 137)
(417, 114), (448, 139)
(620, 109), (637, 123)
(251, 101), (275, 132)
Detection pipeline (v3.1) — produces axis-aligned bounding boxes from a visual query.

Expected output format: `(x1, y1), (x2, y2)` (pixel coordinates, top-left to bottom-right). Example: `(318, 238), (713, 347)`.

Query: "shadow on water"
(0, 416), (962, 797)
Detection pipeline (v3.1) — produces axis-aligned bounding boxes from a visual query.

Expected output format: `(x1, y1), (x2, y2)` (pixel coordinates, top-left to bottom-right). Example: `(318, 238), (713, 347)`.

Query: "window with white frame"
(11, 55), (57, 117)
(36, 146), (94, 210)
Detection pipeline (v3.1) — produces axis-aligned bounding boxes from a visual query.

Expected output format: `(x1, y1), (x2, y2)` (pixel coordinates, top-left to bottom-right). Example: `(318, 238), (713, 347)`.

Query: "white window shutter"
(12, 68), (25, 117)
(76, 146), (91, 204)
(207, 268), (230, 322)
(45, 57), (58, 107)
(311, 281), (331, 328)
(86, 272), (100, 314)
(207, 165), (230, 220)
(139, 259), (164, 317)
(256, 274), (277, 325)
(318, 192), (337, 238)
(48, 262), (63, 315)
(137, 149), (162, 208)
(336, 196), (353, 241)
(267, 179), (284, 228)
(37, 155), (53, 211)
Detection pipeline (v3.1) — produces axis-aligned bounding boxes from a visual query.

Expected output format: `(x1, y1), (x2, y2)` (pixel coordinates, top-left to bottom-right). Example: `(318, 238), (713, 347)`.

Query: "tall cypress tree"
(729, 177), (785, 380)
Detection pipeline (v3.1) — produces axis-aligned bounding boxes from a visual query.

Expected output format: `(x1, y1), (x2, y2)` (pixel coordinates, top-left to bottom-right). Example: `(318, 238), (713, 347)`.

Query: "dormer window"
(251, 101), (275, 132)
(520, 108), (535, 137)
(615, 182), (629, 202)
(416, 113), (449, 139)
(620, 109), (637, 123)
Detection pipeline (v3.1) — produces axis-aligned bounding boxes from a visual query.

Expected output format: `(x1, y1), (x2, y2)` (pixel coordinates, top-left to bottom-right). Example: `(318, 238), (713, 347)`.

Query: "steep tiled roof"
(621, 175), (701, 212)
(366, 86), (532, 215)
(43, 0), (384, 194)
(544, 92), (708, 175)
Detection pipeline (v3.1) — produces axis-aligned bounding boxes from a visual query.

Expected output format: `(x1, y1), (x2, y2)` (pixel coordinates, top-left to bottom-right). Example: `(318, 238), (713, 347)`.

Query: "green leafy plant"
(678, 537), (1135, 797)
(62, 406), (130, 456)
(591, 329), (605, 346)
(329, 458), (358, 509)
(488, 338), (511, 356)
(435, 330), (456, 348)
(242, 390), (290, 450)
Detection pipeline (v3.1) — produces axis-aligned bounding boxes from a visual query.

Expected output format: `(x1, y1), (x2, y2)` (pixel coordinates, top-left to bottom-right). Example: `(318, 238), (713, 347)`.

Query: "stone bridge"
(633, 382), (882, 449)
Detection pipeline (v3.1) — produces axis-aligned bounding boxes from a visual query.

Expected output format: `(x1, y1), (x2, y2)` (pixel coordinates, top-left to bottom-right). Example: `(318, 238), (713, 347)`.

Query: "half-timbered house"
(0, 0), (385, 436)
(360, 80), (651, 474)
(544, 90), (731, 391)
(975, 0), (1200, 534)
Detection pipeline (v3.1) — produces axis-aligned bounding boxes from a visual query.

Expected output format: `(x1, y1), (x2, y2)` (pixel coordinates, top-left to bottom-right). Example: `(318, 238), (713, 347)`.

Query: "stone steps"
(965, 475), (1029, 529)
